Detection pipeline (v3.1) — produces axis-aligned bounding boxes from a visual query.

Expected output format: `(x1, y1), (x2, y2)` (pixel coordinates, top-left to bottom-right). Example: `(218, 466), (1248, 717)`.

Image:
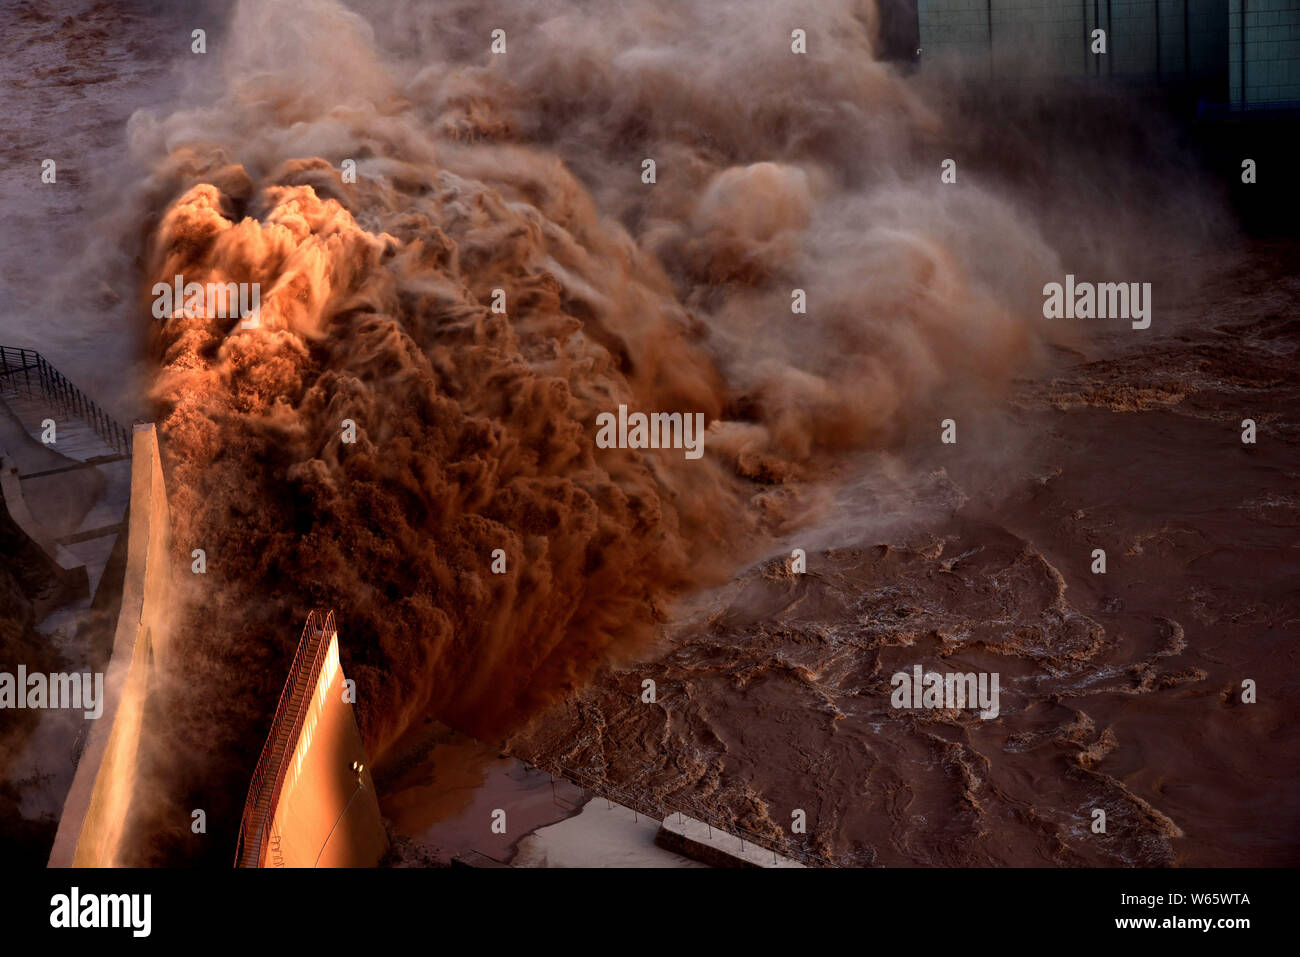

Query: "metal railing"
(226, 608), (835, 867)
(0, 346), (132, 457)
(535, 759), (838, 868)
(234, 610), (337, 867)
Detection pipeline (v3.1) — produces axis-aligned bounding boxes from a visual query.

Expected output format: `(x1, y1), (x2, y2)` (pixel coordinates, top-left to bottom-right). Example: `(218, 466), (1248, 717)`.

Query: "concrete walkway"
(511, 798), (708, 868)
(0, 382), (129, 602)
(0, 380), (131, 831)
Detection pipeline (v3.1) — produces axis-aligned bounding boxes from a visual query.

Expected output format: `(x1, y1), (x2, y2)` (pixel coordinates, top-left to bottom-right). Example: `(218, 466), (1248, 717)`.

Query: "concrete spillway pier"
(48, 423), (170, 867)
(45, 416), (386, 867)
(235, 611), (388, 868)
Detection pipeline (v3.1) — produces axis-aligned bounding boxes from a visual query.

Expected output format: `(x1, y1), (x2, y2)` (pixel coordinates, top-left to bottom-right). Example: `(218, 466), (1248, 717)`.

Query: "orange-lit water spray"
(117, 0), (1199, 864)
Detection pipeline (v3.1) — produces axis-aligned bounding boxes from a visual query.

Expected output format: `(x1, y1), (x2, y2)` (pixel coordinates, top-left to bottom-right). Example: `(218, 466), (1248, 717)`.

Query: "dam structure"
(18, 359), (802, 870)
(44, 406), (386, 867)
(48, 421), (170, 867)
(0, 346), (133, 615)
(235, 610), (388, 868)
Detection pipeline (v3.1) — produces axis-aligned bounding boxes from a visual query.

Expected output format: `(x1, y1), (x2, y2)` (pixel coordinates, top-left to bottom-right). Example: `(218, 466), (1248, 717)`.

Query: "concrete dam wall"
(236, 611), (387, 868)
(49, 423), (171, 867)
(48, 424), (385, 868)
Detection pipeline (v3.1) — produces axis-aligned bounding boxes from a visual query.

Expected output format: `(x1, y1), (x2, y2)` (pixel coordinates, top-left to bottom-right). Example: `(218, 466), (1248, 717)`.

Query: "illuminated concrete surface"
(237, 614), (387, 868)
(49, 423), (171, 867)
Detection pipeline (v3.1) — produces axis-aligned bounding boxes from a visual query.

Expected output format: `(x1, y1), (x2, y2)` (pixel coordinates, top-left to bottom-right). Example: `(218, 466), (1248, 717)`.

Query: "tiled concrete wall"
(917, 0), (996, 69)
(920, 0), (1229, 83)
(1110, 1), (1160, 74)
(1229, 0), (1300, 107)
(1190, 0), (1233, 77)
(989, 0), (1090, 76)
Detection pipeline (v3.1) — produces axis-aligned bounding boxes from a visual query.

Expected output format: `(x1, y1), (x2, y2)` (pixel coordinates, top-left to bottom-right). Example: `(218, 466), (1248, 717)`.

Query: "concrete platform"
(656, 814), (807, 868)
(0, 388), (128, 601)
(511, 798), (708, 868)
